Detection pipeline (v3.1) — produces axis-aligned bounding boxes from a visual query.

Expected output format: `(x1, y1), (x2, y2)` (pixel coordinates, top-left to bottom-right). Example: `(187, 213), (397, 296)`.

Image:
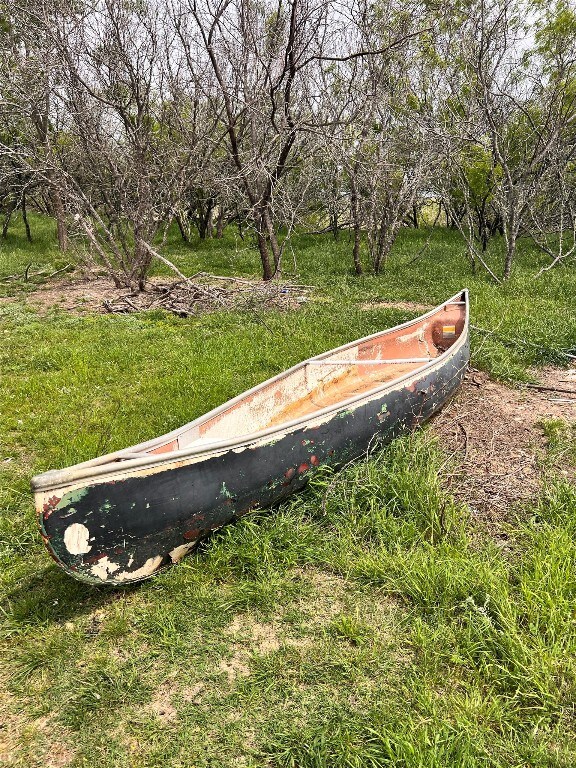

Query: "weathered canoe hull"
(37, 339), (469, 585)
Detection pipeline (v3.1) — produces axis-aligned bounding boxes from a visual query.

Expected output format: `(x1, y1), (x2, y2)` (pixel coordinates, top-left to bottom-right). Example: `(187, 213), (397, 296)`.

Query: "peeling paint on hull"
(34, 292), (470, 585)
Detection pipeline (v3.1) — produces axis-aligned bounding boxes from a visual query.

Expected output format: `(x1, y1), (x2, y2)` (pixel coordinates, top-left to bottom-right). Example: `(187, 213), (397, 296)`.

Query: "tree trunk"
(205, 199), (214, 238)
(22, 193), (32, 242)
(373, 226), (397, 274)
(352, 225), (363, 274)
(503, 205), (517, 280)
(50, 188), (68, 252)
(468, 245), (477, 275)
(261, 206), (281, 275)
(331, 174), (340, 238)
(175, 213), (189, 243)
(331, 210), (339, 239)
(134, 238), (152, 291)
(503, 234), (515, 280)
(2, 199), (15, 238)
(216, 207), (225, 238)
(350, 170), (363, 274)
(257, 232), (274, 280)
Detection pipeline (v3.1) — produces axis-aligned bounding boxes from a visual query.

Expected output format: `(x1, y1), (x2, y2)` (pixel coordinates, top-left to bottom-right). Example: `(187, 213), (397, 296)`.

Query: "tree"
(457, 0), (576, 278)
(0, 2), (69, 250)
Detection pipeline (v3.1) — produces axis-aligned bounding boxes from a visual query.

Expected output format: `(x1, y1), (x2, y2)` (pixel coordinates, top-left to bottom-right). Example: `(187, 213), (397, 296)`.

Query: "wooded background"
(1, 0), (575, 289)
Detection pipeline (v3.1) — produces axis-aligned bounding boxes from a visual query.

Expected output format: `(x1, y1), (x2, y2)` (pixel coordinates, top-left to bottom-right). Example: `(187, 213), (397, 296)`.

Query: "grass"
(1, 212), (576, 766)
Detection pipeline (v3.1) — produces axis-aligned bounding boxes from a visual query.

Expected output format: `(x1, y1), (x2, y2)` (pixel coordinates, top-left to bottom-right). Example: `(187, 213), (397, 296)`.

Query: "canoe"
(33, 289), (469, 585)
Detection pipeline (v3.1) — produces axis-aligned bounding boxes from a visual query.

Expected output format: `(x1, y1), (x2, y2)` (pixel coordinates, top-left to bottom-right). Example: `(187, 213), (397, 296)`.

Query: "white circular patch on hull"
(63, 523), (92, 555)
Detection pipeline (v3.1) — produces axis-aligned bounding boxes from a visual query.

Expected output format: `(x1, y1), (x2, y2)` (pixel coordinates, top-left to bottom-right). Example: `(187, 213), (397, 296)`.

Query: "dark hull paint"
(40, 340), (469, 585)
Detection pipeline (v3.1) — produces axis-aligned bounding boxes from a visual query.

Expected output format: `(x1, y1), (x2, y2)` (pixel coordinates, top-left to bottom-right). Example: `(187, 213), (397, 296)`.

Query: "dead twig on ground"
(523, 383), (576, 396)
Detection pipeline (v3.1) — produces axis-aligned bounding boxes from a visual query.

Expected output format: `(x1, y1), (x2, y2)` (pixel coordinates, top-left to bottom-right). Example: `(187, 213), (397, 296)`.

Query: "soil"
(226, 617), (281, 653)
(149, 677), (179, 723)
(7, 274), (125, 314)
(181, 682), (205, 705)
(0, 679), (74, 766)
(218, 652), (251, 683)
(431, 367), (576, 525)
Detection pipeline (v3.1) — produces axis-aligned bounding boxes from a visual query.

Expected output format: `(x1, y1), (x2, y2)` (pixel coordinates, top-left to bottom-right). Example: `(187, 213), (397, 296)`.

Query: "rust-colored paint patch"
(42, 495), (61, 519)
(149, 440), (179, 455)
(85, 551), (108, 564)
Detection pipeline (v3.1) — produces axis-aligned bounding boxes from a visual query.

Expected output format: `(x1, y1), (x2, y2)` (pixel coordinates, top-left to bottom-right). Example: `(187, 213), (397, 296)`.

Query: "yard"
(1, 215), (576, 767)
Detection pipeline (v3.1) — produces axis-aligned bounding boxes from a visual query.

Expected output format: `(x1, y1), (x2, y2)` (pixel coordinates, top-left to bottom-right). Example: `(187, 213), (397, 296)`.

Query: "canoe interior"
(133, 297), (467, 458)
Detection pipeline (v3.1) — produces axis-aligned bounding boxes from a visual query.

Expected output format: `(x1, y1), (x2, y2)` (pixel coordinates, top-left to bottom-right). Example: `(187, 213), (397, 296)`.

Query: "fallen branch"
(524, 383), (576, 396)
(48, 263), (73, 279)
(139, 242), (227, 305)
(0, 262), (74, 283)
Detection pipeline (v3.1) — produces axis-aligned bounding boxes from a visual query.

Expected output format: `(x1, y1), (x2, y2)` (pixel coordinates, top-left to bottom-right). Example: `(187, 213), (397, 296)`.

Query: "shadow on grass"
(3, 563), (142, 633)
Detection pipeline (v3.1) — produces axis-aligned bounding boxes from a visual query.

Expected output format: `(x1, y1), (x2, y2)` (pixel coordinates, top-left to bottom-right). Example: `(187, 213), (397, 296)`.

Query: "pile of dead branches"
(102, 274), (312, 317)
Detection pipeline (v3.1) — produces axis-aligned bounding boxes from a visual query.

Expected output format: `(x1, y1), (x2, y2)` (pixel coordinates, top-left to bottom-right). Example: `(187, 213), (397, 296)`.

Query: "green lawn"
(1, 213), (576, 767)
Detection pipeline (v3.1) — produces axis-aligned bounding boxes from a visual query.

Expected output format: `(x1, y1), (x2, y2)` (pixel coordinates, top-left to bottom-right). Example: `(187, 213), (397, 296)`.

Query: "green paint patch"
(56, 487), (89, 509)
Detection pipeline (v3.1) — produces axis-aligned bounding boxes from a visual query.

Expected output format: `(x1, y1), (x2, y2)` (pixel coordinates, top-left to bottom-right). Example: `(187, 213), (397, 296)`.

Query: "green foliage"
(534, 1), (576, 62)
(450, 144), (501, 210)
(329, 611), (375, 646)
(538, 419), (576, 465)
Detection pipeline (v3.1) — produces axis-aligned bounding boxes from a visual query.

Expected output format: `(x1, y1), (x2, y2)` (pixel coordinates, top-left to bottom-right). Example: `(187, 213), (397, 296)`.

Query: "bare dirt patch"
(432, 368), (576, 524)
(224, 616), (282, 659)
(293, 569), (347, 625)
(0, 681), (75, 767)
(221, 571), (348, 661)
(218, 652), (251, 683)
(181, 682), (205, 705)
(7, 273), (311, 317)
(149, 679), (179, 724)
(14, 275), (123, 314)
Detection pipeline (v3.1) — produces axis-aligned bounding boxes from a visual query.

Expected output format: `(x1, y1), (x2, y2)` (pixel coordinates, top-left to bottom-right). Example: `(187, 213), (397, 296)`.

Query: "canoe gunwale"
(32, 289), (469, 493)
